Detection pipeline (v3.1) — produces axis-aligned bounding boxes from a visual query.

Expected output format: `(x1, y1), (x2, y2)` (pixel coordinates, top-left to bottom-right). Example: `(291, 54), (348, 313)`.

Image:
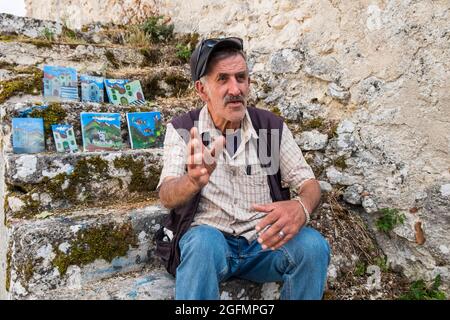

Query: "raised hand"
(186, 127), (225, 190)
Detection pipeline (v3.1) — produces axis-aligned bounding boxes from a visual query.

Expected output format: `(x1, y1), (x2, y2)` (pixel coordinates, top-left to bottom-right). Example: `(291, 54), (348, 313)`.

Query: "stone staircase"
(1, 13), (418, 300)
(0, 14), (283, 300)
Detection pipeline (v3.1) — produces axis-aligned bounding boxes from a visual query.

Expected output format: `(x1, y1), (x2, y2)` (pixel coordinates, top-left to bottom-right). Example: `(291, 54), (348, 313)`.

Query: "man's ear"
(195, 80), (210, 103)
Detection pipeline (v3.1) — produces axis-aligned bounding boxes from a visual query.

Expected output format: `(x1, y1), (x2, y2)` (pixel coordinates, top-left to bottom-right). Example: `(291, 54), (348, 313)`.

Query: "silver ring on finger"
(278, 230), (286, 239)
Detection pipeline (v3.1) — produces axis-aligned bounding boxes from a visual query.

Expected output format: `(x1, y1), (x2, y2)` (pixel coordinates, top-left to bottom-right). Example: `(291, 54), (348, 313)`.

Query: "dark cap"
(190, 37), (244, 82)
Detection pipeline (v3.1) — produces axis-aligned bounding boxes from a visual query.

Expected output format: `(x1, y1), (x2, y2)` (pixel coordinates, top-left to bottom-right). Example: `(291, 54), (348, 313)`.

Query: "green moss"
(0, 67), (43, 104)
(0, 61), (17, 70)
(22, 259), (35, 283)
(105, 50), (119, 68)
(46, 156), (109, 203)
(52, 222), (138, 276)
(304, 153), (324, 178)
(165, 74), (189, 95)
(139, 48), (161, 66)
(327, 122), (339, 139)
(113, 156), (159, 193)
(0, 34), (19, 42)
(333, 155), (347, 170)
(29, 102), (67, 139)
(302, 118), (325, 130)
(29, 38), (53, 49)
(270, 106), (281, 116)
(0, 35), (15, 42)
(5, 248), (12, 292)
(10, 194), (41, 219)
(62, 26), (77, 40)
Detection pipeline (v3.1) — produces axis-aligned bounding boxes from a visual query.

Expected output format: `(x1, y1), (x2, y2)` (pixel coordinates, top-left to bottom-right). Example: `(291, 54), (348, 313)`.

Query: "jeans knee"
(179, 225), (229, 261)
(287, 227), (330, 267)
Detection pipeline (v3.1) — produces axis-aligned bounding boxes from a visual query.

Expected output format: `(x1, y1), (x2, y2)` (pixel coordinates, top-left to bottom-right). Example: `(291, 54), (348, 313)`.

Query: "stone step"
(0, 40), (145, 76)
(6, 203), (169, 299)
(3, 149), (163, 221)
(26, 266), (280, 300)
(0, 48), (192, 104)
(0, 101), (194, 153)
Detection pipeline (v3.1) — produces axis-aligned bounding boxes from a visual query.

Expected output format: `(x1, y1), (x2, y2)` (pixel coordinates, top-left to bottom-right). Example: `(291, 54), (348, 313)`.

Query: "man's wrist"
(185, 174), (202, 194)
(292, 196), (311, 226)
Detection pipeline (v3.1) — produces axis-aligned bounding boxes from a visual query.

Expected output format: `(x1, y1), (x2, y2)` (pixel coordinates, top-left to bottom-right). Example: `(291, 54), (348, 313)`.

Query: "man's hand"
(252, 200), (306, 250)
(186, 127), (225, 190)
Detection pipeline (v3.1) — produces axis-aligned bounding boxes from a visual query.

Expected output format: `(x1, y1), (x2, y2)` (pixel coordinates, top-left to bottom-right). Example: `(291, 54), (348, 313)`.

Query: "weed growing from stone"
(141, 16), (174, 43)
(175, 44), (192, 63)
(375, 208), (405, 233)
(398, 275), (446, 300)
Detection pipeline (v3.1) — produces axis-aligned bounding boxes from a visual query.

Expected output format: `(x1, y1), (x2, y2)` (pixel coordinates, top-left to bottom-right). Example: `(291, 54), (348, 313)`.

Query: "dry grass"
(124, 25), (152, 48)
(312, 188), (409, 299)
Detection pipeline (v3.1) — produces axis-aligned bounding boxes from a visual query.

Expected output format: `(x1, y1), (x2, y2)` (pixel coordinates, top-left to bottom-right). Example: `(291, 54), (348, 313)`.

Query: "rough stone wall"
(24, 0), (450, 289)
(25, 0), (158, 28)
(0, 132), (7, 300)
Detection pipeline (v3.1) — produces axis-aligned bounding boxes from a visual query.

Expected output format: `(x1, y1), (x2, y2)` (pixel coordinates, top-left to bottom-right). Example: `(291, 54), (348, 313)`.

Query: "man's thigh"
(178, 225), (232, 279)
(237, 227), (329, 283)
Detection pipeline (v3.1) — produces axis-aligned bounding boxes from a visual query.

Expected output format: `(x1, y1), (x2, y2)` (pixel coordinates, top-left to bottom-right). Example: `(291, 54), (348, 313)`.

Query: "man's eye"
(237, 74), (247, 82)
(218, 75), (227, 81)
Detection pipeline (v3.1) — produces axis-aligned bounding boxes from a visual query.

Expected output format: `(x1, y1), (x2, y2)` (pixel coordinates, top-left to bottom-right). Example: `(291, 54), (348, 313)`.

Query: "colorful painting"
(80, 112), (122, 152)
(126, 112), (164, 149)
(104, 79), (146, 106)
(52, 124), (79, 153)
(80, 75), (104, 103)
(43, 65), (79, 102)
(12, 118), (45, 154)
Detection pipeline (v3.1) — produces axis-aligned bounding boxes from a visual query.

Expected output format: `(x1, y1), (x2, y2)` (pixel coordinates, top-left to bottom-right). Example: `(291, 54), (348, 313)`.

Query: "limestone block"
(7, 204), (168, 299)
(269, 49), (304, 74)
(296, 130), (328, 151)
(4, 150), (163, 220)
(0, 13), (63, 39)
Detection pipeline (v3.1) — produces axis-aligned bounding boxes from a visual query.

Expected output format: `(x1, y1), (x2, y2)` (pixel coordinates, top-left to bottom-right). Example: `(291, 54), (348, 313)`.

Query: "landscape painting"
(126, 111), (164, 149)
(80, 112), (122, 152)
(12, 118), (45, 154)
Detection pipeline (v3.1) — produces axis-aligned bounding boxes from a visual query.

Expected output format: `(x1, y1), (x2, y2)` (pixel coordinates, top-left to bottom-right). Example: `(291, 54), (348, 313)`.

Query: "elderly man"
(156, 37), (330, 300)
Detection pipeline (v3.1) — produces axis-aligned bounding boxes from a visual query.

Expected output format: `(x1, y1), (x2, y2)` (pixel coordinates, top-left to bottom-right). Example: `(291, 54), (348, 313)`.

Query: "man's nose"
(227, 77), (241, 96)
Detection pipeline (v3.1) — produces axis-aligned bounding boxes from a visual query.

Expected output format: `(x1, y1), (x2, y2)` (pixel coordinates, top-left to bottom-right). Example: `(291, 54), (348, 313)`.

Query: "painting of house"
(104, 79), (146, 106)
(51, 124), (79, 153)
(43, 65), (79, 102)
(80, 75), (104, 103)
(80, 112), (122, 152)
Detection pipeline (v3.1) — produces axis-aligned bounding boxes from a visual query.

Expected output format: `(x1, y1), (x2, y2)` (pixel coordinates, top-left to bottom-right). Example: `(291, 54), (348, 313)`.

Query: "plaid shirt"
(157, 106), (315, 242)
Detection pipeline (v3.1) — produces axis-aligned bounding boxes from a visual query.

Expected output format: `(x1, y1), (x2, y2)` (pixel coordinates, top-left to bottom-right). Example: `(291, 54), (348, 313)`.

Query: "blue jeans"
(175, 225), (331, 300)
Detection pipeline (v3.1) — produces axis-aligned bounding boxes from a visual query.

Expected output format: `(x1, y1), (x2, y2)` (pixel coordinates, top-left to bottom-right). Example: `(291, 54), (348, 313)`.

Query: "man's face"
(196, 54), (250, 126)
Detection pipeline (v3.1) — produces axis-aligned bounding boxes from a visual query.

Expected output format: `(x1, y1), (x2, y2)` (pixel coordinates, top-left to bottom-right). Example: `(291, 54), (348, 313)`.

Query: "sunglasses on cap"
(192, 37), (244, 81)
